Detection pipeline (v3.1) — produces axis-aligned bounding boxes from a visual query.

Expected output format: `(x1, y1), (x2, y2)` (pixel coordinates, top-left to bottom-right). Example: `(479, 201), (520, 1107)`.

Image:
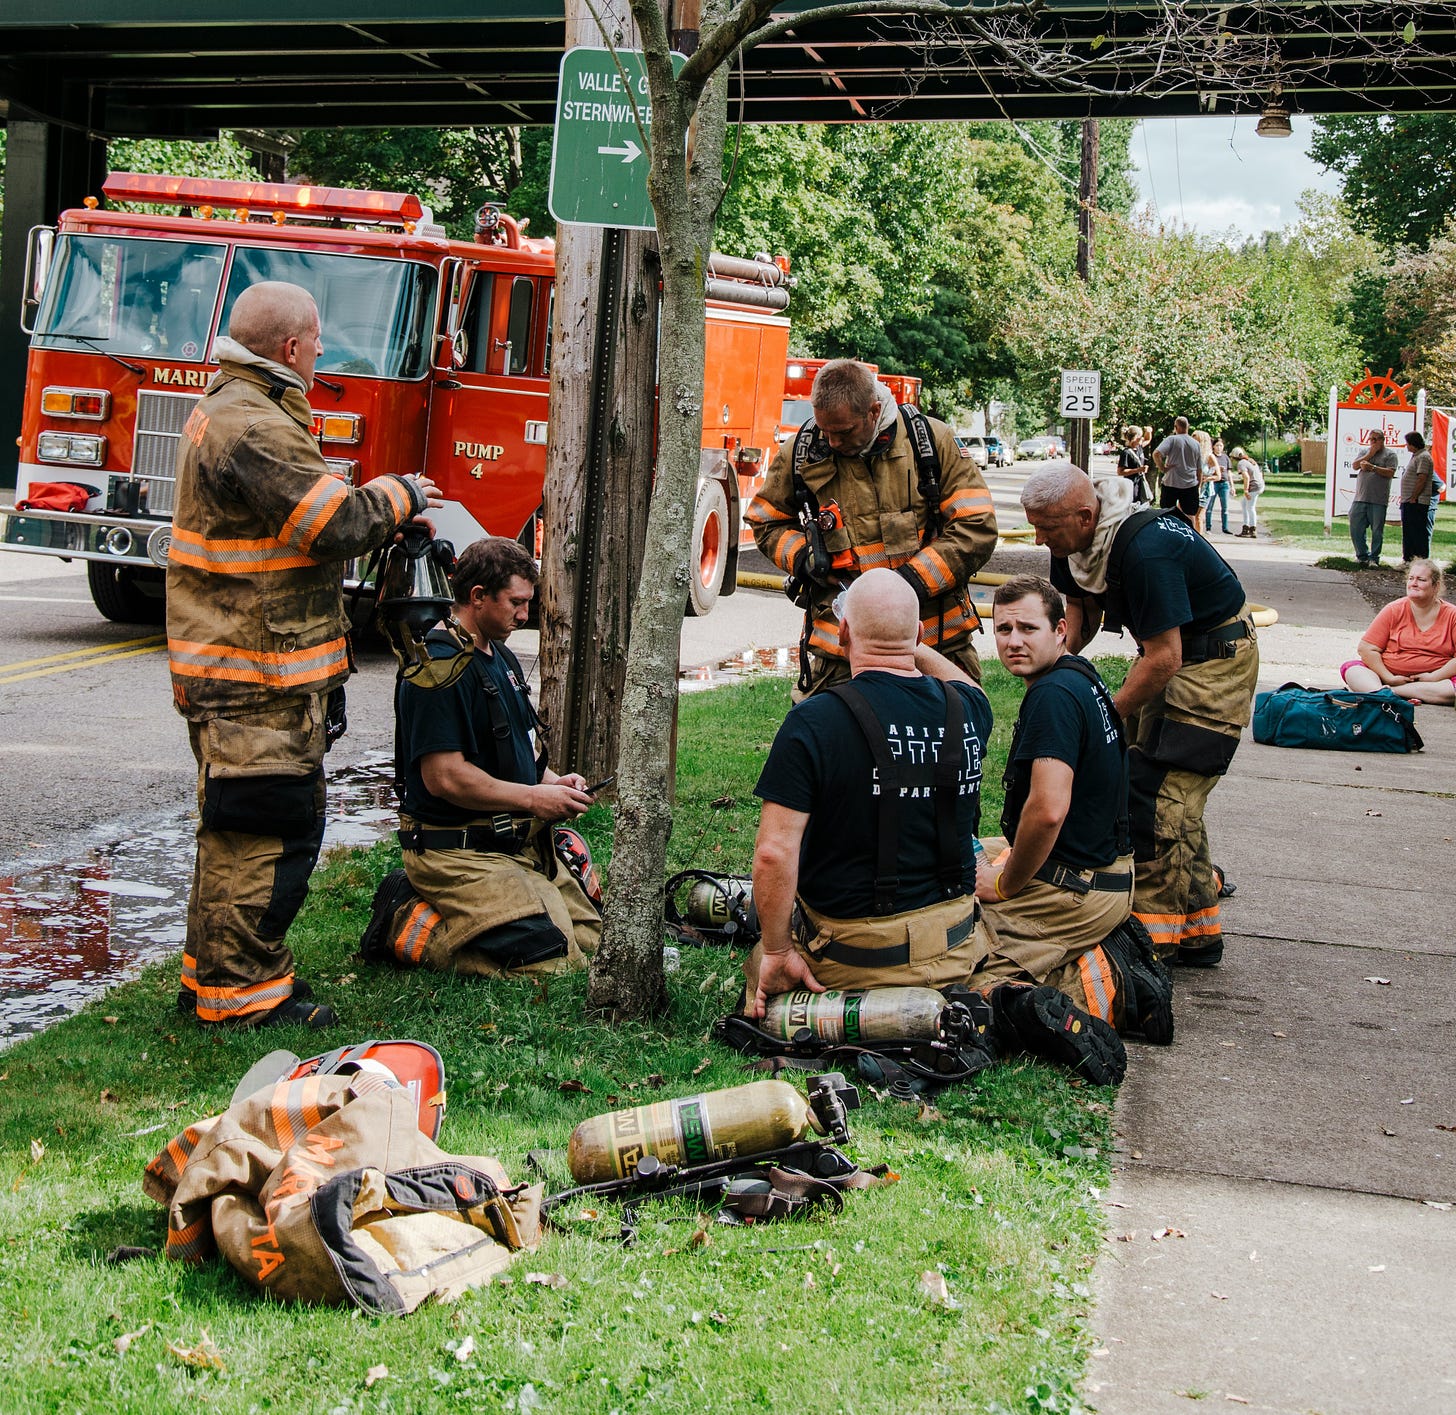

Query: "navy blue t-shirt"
(1051, 513), (1244, 638)
(396, 640), (540, 825)
(1003, 656), (1127, 871)
(755, 671), (992, 917)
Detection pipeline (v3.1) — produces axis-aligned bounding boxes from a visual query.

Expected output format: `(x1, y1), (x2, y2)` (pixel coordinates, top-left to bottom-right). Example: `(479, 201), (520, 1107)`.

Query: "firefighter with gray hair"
(169, 279), (440, 1029)
(1018, 463), (1258, 968)
(746, 358), (997, 697)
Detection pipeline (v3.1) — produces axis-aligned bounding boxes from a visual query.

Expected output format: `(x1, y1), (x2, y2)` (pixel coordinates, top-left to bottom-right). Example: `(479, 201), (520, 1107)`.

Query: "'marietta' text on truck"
(2, 172), (791, 622)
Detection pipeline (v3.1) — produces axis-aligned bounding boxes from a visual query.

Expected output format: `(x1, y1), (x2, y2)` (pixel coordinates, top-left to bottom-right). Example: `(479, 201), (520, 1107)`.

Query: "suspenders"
(827, 678), (971, 913)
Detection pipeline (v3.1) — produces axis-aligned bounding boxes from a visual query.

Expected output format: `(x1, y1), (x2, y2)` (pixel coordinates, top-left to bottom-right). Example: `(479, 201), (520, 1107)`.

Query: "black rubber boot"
(252, 993), (337, 1030)
(990, 985), (1127, 1086)
(359, 867), (416, 963)
(1099, 919), (1175, 1045)
(1173, 937), (1224, 969)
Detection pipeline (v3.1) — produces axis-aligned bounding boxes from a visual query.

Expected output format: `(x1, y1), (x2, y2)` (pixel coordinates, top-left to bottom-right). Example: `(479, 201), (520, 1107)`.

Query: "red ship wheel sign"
(1345, 369), (1415, 411)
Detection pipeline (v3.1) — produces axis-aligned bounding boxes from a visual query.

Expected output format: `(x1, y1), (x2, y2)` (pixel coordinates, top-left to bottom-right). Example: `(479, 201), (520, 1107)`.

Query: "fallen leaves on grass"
(365, 1365), (389, 1388)
(29, 1139), (43, 1164)
(453, 1335), (476, 1363)
(918, 1270), (960, 1309)
(524, 1272), (569, 1290)
(691, 1057), (712, 1077)
(557, 1079), (591, 1095)
(113, 1323), (151, 1355)
(167, 1331), (225, 1371)
(103, 1016), (119, 1025)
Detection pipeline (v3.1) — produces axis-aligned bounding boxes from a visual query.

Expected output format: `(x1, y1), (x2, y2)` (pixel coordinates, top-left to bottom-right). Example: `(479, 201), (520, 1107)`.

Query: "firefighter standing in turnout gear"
(974, 576), (1173, 1044)
(168, 281), (440, 1029)
(742, 569), (1126, 1085)
(746, 359), (997, 697)
(360, 537), (604, 977)
(1020, 465), (1259, 968)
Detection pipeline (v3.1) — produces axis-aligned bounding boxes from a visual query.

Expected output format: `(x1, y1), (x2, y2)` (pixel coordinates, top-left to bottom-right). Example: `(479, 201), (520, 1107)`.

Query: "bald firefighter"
(1019, 465), (1259, 968)
(168, 280), (440, 1028)
(742, 569), (1125, 1085)
(746, 359), (997, 697)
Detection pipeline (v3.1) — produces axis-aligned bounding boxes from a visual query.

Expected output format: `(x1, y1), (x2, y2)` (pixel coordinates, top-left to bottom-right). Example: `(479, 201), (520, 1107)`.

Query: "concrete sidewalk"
(1087, 533), (1456, 1414)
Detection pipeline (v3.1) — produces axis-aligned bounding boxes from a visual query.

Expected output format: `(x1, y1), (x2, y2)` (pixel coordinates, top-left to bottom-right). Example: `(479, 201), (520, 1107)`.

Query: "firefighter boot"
(179, 977), (312, 1016)
(989, 985), (1127, 1086)
(252, 992), (338, 1030)
(359, 867), (418, 963)
(1098, 919), (1175, 1045)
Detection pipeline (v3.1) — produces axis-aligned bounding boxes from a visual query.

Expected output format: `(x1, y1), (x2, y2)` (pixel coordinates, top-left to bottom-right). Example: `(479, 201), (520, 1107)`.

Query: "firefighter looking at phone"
(746, 358), (998, 698)
(360, 536), (604, 977)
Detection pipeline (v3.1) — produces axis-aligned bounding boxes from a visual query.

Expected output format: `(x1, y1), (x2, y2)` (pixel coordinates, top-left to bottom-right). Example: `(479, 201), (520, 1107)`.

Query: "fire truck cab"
(3, 172), (789, 623)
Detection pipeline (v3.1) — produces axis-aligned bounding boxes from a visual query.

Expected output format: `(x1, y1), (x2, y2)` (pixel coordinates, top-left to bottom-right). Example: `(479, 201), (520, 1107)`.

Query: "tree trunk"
(585, 0), (731, 1020)
(540, 3), (658, 786)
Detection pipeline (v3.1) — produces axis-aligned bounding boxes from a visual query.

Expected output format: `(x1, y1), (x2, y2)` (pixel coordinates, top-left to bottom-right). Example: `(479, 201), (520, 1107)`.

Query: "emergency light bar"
(100, 173), (425, 226)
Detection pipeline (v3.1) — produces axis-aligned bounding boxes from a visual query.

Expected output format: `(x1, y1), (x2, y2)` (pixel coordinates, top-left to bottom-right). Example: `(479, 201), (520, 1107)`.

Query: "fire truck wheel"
(687, 479), (730, 618)
(87, 562), (164, 625)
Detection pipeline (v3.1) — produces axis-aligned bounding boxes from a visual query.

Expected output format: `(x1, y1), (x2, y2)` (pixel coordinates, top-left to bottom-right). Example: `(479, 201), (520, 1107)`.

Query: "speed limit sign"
(1060, 370), (1101, 418)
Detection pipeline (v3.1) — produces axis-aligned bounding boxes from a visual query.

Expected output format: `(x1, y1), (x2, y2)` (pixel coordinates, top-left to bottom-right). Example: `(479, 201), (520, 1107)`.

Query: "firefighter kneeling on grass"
(740, 568), (1126, 1085)
(361, 537), (604, 976)
(973, 576), (1173, 1045)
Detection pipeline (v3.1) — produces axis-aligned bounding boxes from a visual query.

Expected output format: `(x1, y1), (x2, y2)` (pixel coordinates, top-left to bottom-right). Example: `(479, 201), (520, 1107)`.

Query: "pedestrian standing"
(1348, 429), (1398, 569)
(1151, 416), (1202, 526)
(1203, 438), (1232, 534)
(1233, 447), (1263, 537)
(1400, 431), (1435, 563)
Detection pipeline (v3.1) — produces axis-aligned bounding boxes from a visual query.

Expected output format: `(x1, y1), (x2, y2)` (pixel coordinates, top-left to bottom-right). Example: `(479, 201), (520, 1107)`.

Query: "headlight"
(313, 412), (363, 444)
(38, 432), (106, 466)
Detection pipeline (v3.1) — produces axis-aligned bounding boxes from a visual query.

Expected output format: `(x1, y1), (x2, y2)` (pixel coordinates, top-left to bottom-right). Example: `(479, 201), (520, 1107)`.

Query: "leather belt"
(398, 814), (531, 855)
(1033, 861), (1133, 896)
(1181, 617), (1251, 664)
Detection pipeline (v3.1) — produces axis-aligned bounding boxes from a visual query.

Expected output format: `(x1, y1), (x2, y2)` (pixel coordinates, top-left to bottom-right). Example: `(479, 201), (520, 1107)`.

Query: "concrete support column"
(0, 119), (108, 488)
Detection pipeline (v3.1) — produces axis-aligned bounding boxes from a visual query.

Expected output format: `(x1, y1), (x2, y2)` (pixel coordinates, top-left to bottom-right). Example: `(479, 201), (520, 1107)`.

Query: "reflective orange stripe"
(376, 476), (414, 522)
(808, 618), (847, 657)
(1182, 903), (1222, 939)
(941, 487), (995, 519)
(850, 541), (890, 572)
(278, 474), (349, 553)
(1078, 946), (1116, 1022)
(169, 635), (348, 689)
(166, 1216), (211, 1263)
(168, 524), (322, 575)
(195, 972), (294, 1023)
(904, 545), (955, 597)
(163, 1124), (203, 1179)
(1134, 910), (1183, 946)
(770, 527), (807, 573)
(395, 899), (440, 965)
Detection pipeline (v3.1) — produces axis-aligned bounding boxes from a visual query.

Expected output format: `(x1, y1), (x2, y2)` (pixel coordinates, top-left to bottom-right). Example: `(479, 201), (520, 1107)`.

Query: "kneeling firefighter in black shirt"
(360, 535), (603, 976)
(730, 568), (1126, 1086)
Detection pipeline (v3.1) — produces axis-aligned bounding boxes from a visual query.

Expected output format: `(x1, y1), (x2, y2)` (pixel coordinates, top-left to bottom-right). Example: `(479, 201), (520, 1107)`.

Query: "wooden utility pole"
(540, 3), (660, 783)
(1068, 117), (1099, 473)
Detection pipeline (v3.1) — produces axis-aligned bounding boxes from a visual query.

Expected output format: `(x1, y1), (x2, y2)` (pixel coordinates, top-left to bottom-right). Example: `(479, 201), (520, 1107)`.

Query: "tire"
(686, 478), (730, 618)
(87, 561), (165, 624)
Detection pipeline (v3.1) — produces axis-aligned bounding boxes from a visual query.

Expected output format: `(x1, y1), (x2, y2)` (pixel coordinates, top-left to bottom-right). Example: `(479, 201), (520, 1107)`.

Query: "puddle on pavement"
(680, 644), (799, 691)
(0, 753), (400, 1049)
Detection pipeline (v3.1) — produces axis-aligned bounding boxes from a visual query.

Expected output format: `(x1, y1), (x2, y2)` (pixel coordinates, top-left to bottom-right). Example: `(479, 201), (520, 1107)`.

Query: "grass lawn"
(0, 662), (1127, 1415)
(1256, 471), (1456, 568)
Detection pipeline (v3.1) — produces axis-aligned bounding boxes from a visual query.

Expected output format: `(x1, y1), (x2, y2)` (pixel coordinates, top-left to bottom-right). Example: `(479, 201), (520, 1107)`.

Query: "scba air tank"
(761, 986), (949, 1045)
(567, 1076), (852, 1184)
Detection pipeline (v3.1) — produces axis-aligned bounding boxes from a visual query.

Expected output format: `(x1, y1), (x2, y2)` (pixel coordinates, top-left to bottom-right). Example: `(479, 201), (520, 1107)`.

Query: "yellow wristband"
(994, 872), (1009, 900)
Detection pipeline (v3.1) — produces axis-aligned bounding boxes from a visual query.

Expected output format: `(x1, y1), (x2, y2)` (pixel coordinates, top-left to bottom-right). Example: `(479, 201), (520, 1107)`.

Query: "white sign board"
(1060, 370), (1101, 418)
(1323, 390), (1424, 525)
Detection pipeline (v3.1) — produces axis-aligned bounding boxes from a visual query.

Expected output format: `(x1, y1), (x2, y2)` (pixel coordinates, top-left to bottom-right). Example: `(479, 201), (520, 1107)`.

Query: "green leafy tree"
(287, 126), (551, 240)
(107, 133), (260, 184)
(1310, 114), (1456, 252)
(1380, 226), (1456, 404)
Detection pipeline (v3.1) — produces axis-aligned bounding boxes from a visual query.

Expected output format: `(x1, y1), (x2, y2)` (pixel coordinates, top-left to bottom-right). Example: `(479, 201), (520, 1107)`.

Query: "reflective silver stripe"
(196, 977), (292, 1016)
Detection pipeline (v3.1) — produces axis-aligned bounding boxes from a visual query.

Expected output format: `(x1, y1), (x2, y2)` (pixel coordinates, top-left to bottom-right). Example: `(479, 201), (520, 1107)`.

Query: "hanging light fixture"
(1256, 81), (1293, 138)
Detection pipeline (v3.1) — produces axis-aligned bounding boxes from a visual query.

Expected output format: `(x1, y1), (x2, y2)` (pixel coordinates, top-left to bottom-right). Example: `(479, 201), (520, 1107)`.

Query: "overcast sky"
(1129, 116), (1344, 242)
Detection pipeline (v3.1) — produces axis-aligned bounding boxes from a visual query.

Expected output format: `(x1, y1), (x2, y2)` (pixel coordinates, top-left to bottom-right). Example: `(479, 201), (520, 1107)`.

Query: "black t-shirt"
(1050, 513), (1245, 639)
(755, 671), (992, 917)
(1116, 447), (1146, 473)
(396, 640), (540, 825)
(1003, 656), (1126, 871)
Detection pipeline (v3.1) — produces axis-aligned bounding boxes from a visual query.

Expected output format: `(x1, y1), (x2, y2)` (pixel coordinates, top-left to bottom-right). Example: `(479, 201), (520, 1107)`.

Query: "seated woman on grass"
(1341, 558), (1456, 705)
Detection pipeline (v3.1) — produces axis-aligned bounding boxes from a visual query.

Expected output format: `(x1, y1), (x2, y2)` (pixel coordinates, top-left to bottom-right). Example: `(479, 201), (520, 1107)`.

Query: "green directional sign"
(548, 46), (684, 230)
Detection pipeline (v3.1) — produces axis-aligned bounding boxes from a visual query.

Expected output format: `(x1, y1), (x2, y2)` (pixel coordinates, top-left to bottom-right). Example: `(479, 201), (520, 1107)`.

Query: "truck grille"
(131, 390), (199, 516)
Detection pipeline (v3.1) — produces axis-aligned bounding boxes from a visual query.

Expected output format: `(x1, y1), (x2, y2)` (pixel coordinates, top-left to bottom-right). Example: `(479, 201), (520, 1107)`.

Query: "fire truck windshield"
(34, 235), (226, 361)
(221, 247), (436, 380)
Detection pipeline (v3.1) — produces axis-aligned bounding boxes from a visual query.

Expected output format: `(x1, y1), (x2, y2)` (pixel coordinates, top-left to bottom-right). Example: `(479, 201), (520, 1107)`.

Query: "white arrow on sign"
(597, 138), (642, 164)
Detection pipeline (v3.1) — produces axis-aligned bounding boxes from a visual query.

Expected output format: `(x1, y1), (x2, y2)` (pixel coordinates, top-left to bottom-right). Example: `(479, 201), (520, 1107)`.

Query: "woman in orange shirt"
(1341, 559), (1456, 705)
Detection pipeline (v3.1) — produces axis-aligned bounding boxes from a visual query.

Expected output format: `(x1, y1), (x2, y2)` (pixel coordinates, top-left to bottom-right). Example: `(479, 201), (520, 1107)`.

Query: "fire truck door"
(424, 267), (548, 544)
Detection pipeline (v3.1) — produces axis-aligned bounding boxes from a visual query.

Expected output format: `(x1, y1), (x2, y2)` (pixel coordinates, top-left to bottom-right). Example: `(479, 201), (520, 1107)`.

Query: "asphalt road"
(0, 552), (406, 870)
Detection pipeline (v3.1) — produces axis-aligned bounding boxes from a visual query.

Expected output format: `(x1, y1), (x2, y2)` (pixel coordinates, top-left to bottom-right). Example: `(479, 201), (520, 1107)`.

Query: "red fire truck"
(2, 172), (790, 622)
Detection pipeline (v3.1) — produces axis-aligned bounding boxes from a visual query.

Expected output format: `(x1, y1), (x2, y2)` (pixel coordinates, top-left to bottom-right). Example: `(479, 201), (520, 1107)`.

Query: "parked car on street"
(984, 435), (1011, 468)
(1016, 435), (1058, 460)
(956, 433), (989, 469)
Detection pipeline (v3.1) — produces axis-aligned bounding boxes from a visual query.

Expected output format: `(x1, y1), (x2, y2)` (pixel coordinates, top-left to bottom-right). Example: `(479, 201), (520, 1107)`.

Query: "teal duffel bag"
(1252, 682), (1423, 753)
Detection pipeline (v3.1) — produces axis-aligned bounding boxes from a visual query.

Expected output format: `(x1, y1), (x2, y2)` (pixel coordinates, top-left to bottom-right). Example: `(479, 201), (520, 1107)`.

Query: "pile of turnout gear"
(144, 1044), (891, 1307)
